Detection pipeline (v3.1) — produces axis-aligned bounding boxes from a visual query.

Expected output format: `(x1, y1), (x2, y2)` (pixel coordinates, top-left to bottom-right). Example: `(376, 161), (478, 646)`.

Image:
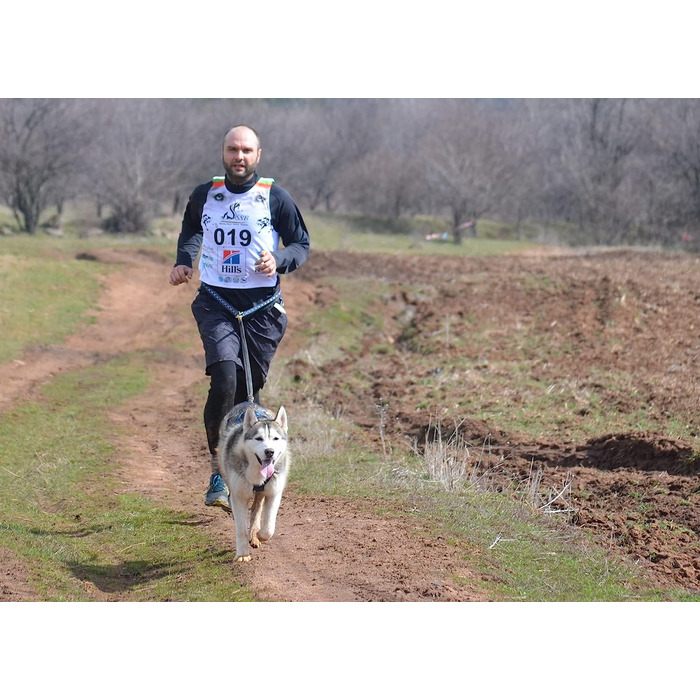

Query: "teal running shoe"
(205, 473), (230, 512)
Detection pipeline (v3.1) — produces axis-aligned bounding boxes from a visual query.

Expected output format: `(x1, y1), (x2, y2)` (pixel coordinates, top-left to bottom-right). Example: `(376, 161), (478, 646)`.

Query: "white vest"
(198, 176), (279, 288)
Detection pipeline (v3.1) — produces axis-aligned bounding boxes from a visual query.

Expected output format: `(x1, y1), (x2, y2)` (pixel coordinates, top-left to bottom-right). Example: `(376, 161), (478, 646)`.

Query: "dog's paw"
(234, 553), (252, 563)
(257, 529), (272, 542)
(249, 528), (261, 548)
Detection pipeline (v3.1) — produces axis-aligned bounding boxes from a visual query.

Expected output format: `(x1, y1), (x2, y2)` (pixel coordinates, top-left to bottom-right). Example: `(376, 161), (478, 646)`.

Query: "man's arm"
(270, 185), (310, 274)
(174, 183), (209, 269)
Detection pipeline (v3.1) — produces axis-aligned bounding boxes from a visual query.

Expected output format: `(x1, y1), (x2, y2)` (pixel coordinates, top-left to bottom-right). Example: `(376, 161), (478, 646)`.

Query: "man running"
(170, 124), (310, 509)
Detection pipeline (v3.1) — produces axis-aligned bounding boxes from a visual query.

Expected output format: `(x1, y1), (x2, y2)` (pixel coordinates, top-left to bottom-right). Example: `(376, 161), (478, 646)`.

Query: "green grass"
(416, 489), (652, 602)
(0, 255), (106, 363)
(0, 357), (253, 601)
(2, 208), (698, 601)
(288, 434), (684, 601)
(0, 223), (176, 365)
(269, 374), (693, 602)
(431, 353), (700, 451)
(298, 276), (393, 361)
(304, 211), (543, 256)
(0, 224), (253, 600)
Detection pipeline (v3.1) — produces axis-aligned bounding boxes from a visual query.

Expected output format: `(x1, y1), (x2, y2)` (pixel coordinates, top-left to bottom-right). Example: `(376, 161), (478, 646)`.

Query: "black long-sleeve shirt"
(175, 172), (310, 310)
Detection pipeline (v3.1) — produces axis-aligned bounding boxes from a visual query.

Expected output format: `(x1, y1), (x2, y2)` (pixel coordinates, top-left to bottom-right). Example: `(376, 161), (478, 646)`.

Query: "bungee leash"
(198, 282), (282, 404)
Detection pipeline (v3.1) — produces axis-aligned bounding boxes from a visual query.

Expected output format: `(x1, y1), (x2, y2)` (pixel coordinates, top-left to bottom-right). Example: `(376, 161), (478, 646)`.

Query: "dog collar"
(253, 476), (272, 493)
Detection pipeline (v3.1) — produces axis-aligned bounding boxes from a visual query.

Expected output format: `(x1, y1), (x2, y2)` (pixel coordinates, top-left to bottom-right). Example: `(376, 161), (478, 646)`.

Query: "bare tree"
(495, 100), (572, 237)
(0, 98), (92, 234)
(5, 97), (700, 250)
(427, 100), (512, 243)
(339, 99), (433, 223)
(644, 99), (700, 244)
(87, 99), (201, 233)
(260, 99), (383, 212)
(555, 98), (641, 243)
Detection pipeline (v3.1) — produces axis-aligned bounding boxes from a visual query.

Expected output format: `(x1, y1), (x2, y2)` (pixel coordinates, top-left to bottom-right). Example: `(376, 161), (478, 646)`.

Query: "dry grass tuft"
(416, 416), (578, 522)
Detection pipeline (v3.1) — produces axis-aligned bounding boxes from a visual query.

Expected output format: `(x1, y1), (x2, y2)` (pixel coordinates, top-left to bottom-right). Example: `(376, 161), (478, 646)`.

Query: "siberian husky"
(218, 403), (290, 562)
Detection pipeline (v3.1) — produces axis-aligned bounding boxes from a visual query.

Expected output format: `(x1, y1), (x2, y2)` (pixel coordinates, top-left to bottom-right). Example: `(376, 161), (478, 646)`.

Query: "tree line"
(1, 98), (699, 248)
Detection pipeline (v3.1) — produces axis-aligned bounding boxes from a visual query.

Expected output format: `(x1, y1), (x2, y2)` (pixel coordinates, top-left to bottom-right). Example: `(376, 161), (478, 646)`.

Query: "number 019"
(214, 228), (251, 246)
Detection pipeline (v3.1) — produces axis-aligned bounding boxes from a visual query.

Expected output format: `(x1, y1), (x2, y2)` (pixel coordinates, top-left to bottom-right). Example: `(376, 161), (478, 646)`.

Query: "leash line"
(238, 313), (255, 403)
(198, 282), (282, 404)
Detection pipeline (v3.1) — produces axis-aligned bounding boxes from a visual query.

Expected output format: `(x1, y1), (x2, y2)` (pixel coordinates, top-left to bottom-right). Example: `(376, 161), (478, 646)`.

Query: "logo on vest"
(221, 249), (243, 274)
(222, 202), (248, 221)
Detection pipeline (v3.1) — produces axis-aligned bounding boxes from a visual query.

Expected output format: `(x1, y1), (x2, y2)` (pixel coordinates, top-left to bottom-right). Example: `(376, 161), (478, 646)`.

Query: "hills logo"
(221, 249), (242, 273)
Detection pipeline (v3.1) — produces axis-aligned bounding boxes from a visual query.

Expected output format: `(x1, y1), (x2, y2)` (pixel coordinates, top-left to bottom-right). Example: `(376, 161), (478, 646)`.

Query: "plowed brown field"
(2, 244), (699, 600)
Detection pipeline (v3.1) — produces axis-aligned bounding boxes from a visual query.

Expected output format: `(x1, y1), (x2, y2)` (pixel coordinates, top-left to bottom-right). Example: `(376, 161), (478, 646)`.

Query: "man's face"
(222, 128), (261, 184)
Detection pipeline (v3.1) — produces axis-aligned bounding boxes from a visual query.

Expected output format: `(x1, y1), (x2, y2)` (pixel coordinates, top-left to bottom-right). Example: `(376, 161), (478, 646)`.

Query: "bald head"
(222, 125), (262, 185)
(222, 125), (261, 150)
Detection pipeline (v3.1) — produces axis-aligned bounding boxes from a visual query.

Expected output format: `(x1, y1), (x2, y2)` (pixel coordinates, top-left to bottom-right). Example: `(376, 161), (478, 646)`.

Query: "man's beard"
(224, 161), (256, 184)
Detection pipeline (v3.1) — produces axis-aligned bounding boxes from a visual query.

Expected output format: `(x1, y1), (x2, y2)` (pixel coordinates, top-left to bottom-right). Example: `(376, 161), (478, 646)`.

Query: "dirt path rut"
(1, 248), (485, 602)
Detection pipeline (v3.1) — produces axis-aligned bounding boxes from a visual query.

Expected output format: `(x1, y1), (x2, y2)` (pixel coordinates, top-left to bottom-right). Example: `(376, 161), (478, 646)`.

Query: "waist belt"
(198, 282), (282, 320)
(198, 282), (283, 403)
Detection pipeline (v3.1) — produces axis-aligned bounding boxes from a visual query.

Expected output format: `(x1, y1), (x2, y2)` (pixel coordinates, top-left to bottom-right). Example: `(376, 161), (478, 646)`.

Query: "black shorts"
(191, 290), (287, 379)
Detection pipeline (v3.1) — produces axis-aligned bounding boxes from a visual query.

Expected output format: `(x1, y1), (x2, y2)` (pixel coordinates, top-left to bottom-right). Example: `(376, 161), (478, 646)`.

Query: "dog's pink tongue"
(260, 460), (275, 480)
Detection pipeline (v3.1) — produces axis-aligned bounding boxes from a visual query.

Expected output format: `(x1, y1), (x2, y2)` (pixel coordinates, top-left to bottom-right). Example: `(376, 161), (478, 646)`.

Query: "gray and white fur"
(218, 403), (290, 562)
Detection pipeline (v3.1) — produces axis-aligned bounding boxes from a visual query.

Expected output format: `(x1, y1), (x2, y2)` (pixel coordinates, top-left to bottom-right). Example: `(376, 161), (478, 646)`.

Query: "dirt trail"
(0, 248), (486, 602)
(3, 244), (700, 600)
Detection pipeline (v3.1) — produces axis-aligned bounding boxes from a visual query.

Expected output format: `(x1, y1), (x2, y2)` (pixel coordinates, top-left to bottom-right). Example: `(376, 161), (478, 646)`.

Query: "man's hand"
(255, 251), (277, 277)
(170, 265), (193, 286)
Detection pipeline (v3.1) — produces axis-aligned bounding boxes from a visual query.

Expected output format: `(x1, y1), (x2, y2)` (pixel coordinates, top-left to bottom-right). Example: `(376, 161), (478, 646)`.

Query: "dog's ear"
(243, 406), (258, 429)
(275, 406), (288, 432)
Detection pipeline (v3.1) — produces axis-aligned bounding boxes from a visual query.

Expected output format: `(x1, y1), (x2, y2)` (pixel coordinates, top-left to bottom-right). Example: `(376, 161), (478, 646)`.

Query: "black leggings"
(203, 360), (260, 454)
